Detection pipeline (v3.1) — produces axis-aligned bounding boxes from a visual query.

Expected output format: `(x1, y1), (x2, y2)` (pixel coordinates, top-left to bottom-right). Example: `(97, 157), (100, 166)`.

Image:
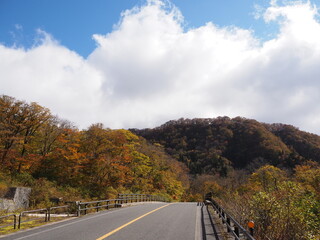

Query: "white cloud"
(14, 24), (23, 30)
(1, 0), (320, 134)
(0, 32), (104, 126)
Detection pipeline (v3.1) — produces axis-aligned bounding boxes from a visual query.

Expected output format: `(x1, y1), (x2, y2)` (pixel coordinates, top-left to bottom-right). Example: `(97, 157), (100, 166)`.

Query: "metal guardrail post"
(77, 201), (81, 216)
(10, 214), (16, 229)
(47, 207), (51, 221)
(13, 214), (16, 229)
(250, 228), (254, 236)
(45, 210), (48, 222)
(234, 226), (240, 238)
(227, 217), (231, 232)
(18, 213), (21, 229)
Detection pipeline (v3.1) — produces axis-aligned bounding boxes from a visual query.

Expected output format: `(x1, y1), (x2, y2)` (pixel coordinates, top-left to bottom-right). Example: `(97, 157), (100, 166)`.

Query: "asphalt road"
(1, 202), (202, 240)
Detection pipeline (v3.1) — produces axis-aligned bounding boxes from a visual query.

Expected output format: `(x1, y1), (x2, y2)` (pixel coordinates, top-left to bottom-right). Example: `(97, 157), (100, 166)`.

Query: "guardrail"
(0, 193), (164, 231)
(76, 194), (165, 216)
(118, 194), (166, 203)
(205, 194), (255, 240)
(18, 208), (48, 229)
(77, 199), (121, 216)
(48, 205), (71, 221)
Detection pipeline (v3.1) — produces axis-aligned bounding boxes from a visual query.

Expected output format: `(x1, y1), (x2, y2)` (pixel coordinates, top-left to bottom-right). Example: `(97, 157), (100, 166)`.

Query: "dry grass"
(0, 215), (71, 236)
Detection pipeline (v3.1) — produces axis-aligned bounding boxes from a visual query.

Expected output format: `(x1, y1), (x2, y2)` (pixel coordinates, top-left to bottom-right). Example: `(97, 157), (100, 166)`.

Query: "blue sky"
(1, 0), (320, 134)
(1, 0), (279, 57)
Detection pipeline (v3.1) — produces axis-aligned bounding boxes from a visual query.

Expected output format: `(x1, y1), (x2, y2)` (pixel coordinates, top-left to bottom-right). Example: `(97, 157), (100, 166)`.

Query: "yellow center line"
(96, 203), (172, 240)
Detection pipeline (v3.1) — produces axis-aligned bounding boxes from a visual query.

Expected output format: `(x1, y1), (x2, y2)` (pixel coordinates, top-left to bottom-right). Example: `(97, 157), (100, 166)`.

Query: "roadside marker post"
(248, 221), (255, 236)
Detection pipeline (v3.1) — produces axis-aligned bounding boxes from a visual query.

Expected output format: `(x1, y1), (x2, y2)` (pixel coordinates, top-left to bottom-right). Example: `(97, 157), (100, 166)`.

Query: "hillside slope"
(131, 117), (320, 175)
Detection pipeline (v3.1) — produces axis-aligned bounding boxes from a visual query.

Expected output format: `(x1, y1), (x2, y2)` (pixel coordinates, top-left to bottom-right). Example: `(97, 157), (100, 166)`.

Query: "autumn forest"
(0, 95), (319, 239)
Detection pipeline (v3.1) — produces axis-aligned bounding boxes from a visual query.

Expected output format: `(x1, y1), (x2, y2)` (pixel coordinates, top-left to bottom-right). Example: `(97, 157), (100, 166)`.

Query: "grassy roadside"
(0, 216), (72, 236)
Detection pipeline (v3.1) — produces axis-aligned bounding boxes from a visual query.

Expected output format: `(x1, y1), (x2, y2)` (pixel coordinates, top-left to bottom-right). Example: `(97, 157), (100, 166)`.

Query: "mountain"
(131, 117), (320, 175)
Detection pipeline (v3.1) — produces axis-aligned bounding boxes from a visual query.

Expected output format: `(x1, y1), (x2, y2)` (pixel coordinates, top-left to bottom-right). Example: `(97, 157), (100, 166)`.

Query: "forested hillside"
(132, 117), (320, 175)
(0, 95), (187, 205)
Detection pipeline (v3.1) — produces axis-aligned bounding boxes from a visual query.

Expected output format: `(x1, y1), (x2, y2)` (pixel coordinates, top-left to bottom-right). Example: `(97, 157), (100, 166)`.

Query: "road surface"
(1, 202), (207, 240)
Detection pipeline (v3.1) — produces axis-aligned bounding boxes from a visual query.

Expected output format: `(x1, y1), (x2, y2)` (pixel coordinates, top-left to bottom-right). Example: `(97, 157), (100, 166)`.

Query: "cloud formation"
(1, 0), (320, 134)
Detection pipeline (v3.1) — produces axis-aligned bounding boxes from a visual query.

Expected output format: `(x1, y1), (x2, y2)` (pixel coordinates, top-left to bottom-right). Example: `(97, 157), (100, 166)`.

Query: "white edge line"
(195, 203), (201, 240)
